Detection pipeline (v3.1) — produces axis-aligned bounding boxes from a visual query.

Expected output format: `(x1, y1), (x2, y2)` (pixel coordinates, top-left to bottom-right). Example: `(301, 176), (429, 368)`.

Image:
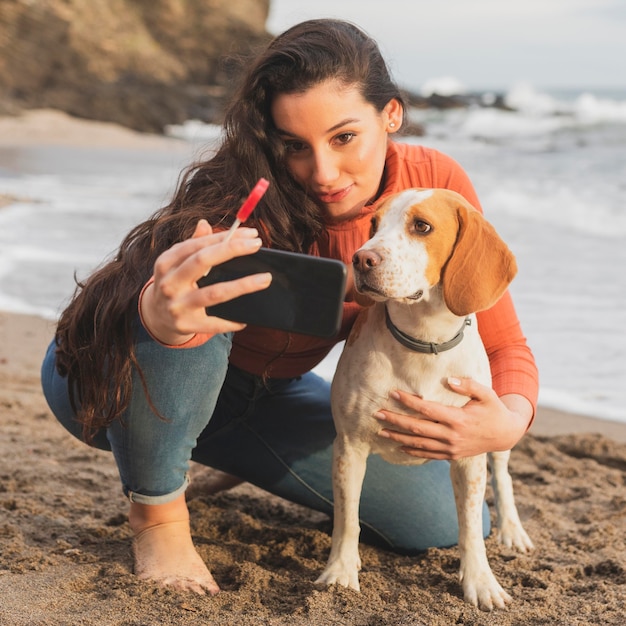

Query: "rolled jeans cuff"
(125, 473), (190, 505)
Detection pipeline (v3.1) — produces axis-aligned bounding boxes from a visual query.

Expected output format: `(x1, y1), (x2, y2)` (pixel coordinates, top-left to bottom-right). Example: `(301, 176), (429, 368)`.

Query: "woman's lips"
(316, 185), (352, 204)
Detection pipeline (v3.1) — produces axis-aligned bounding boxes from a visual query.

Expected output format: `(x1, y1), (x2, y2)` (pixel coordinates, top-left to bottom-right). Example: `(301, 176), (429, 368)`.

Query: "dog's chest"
(331, 308), (490, 463)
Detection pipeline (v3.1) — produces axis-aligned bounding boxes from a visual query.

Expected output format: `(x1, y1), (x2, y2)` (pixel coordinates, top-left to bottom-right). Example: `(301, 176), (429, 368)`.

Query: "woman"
(41, 19), (538, 594)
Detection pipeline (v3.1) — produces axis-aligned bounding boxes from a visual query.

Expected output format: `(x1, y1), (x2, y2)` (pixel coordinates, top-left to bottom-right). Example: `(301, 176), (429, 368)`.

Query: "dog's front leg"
(315, 435), (368, 591)
(488, 451), (534, 552)
(450, 456), (511, 610)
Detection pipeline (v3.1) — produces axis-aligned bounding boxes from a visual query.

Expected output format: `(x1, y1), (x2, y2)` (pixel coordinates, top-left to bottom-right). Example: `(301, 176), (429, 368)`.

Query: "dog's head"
(353, 188), (517, 315)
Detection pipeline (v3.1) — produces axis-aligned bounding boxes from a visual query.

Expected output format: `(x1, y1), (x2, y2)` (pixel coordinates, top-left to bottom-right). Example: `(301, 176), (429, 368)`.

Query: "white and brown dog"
(316, 188), (533, 610)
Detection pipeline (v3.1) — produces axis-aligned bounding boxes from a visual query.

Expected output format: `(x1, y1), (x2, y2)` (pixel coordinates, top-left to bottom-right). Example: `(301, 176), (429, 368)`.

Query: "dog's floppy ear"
(442, 198), (517, 316)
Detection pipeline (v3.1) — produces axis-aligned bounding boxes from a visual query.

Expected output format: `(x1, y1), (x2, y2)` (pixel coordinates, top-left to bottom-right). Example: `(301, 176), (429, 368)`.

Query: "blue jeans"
(41, 324), (490, 553)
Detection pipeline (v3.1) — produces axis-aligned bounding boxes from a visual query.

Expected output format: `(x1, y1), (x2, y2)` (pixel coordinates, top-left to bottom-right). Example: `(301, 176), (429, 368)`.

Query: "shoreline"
(2, 308), (626, 444)
(0, 108), (186, 149)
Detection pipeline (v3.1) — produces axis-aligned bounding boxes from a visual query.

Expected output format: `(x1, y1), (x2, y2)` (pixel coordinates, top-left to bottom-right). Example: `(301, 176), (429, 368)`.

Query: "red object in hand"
(237, 177), (269, 222)
(223, 178), (270, 242)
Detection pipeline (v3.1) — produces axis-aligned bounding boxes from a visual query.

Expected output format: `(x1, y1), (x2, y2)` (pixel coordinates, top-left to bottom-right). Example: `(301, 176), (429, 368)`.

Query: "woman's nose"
(311, 150), (340, 186)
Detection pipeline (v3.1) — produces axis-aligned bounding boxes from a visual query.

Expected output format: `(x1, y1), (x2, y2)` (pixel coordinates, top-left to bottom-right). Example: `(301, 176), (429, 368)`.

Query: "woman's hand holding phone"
(140, 219), (272, 346)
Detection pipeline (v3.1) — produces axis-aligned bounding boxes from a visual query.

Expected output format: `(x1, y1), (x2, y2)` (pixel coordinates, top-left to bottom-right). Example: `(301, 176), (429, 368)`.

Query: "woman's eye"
(284, 140), (308, 154)
(334, 132), (355, 145)
(413, 220), (431, 234)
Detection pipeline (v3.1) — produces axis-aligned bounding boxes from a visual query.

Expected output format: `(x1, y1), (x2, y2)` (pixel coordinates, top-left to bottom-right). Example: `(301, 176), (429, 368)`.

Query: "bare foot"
(129, 494), (219, 594)
(132, 519), (220, 594)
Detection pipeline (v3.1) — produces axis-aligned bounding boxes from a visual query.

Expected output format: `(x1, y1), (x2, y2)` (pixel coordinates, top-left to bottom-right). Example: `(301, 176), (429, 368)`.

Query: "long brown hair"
(55, 18), (405, 440)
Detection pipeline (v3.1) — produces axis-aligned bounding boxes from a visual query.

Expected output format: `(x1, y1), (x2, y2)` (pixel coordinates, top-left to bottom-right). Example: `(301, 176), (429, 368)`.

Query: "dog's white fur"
(316, 188), (533, 611)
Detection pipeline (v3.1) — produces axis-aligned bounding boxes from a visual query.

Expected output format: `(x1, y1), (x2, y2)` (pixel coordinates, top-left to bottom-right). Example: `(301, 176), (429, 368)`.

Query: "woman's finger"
(447, 376), (493, 402)
(375, 408), (438, 434)
(194, 272), (273, 309)
(190, 232), (263, 279)
(377, 426), (452, 460)
(164, 229), (263, 287)
(388, 389), (451, 424)
(154, 223), (260, 281)
(192, 218), (213, 238)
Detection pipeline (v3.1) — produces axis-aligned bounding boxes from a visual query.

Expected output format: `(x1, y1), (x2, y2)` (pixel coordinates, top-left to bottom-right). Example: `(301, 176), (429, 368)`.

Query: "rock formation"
(0, 0), (271, 132)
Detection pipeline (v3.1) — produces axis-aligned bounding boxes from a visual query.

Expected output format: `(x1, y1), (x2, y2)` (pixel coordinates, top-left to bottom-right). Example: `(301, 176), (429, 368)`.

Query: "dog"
(316, 188), (533, 611)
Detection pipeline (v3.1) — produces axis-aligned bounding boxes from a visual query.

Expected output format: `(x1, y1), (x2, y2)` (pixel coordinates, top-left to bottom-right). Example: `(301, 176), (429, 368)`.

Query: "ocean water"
(1, 83), (624, 423)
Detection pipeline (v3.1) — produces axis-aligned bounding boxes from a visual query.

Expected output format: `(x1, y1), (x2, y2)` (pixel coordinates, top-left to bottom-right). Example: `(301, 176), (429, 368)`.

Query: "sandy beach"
(1, 111), (625, 625)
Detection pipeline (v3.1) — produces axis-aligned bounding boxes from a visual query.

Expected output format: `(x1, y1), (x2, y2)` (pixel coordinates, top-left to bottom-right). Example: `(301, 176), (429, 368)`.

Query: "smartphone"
(197, 248), (348, 338)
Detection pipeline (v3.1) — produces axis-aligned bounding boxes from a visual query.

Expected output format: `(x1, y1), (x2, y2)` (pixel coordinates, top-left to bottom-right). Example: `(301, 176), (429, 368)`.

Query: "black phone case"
(196, 248), (347, 338)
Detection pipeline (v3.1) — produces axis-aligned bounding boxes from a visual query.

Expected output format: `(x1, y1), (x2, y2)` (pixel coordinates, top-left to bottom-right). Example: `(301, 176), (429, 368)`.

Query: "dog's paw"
(460, 568), (512, 611)
(315, 559), (361, 592)
(497, 521), (534, 552)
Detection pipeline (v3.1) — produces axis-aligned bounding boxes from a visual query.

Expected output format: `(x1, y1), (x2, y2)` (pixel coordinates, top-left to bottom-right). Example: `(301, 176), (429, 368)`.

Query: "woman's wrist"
(138, 280), (196, 347)
(500, 393), (535, 443)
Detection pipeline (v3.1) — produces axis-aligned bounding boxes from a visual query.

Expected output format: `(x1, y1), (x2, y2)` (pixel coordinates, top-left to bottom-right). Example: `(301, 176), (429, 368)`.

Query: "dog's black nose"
(353, 250), (381, 272)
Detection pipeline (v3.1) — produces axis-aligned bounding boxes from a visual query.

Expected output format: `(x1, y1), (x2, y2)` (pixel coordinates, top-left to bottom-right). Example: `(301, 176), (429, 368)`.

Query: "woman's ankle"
(128, 492), (189, 534)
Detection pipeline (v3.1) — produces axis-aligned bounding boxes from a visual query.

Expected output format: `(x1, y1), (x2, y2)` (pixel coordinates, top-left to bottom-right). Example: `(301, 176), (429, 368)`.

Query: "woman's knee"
(358, 458), (491, 553)
(41, 339), (111, 450)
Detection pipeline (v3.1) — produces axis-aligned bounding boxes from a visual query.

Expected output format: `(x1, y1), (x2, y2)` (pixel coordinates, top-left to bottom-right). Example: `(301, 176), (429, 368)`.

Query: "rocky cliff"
(0, 0), (271, 132)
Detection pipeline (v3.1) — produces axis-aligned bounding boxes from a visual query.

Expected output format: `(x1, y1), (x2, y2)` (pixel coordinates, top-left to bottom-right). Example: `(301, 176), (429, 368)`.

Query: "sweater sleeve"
(430, 148), (540, 416)
(476, 292), (539, 416)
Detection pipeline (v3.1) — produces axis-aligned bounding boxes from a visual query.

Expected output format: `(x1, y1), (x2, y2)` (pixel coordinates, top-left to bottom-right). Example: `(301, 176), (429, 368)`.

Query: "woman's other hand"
(140, 219), (271, 345)
(375, 378), (533, 460)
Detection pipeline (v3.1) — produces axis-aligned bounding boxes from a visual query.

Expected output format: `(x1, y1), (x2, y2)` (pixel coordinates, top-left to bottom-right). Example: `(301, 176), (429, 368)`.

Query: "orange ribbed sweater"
(165, 141), (539, 411)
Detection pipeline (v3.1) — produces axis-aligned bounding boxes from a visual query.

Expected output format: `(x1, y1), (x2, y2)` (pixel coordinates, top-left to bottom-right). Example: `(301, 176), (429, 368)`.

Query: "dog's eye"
(412, 219), (432, 234)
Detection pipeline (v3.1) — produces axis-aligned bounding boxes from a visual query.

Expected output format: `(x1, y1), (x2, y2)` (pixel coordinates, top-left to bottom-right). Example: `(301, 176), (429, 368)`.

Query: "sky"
(267, 0), (626, 93)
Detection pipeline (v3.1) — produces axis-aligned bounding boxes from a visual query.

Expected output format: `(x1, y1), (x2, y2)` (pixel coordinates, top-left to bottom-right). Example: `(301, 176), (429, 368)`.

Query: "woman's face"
(271, 79), (402, 221)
